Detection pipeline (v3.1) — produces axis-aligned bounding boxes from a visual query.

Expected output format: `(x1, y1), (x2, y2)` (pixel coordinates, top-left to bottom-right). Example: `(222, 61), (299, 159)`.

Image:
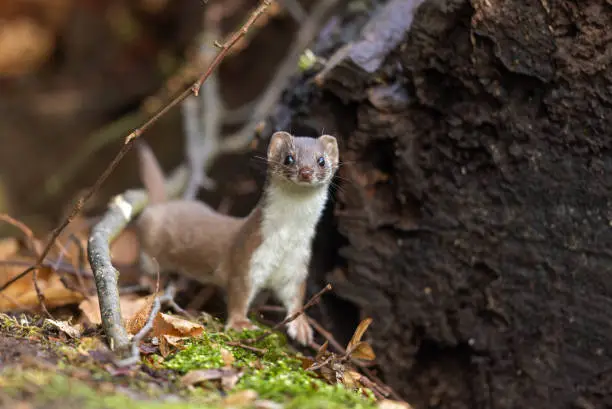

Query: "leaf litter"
(0, 213), (411, 409)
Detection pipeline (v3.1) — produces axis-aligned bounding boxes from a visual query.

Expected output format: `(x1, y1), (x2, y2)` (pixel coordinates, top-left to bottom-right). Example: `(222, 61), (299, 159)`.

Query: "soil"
(0, 334), (58, 367)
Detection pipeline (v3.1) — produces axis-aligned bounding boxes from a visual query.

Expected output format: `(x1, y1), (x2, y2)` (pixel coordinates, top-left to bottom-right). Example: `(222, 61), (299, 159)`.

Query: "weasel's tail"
(135, 140), (167, 204)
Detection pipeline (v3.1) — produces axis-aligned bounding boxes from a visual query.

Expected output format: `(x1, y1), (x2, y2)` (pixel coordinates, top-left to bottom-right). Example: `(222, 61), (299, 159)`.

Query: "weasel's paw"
(286, 315), (313, 346)
(225, 318), (259, 332)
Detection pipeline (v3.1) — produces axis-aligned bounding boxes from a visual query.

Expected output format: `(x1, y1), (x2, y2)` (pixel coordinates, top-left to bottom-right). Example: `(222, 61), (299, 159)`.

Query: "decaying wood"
(266, 0), (612, 408)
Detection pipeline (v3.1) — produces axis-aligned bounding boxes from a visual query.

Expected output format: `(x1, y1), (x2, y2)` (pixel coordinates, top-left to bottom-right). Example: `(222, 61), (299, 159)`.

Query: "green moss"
(164, 328), (377, 409)
(0, 313), (43, 338)
(0, 369), (222, 409)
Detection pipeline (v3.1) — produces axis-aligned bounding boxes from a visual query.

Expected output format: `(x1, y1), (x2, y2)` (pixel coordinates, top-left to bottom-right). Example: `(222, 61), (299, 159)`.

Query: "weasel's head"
(266, 131), (339, 188)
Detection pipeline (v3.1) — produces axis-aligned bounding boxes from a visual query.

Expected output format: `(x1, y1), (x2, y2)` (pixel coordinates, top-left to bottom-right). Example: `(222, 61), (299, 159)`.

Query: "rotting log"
(87, 166), (188, 352)
(267, 0), (612, 408)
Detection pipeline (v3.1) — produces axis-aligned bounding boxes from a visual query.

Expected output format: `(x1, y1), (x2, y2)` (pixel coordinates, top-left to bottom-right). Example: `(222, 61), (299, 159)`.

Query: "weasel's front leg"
(276, 279), (313, 346)
(224, 266), (259, 332)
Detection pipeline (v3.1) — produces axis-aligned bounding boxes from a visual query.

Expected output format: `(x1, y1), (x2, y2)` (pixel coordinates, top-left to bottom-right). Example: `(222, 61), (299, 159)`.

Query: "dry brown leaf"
(342, 370), (362, 389)
(152, 312), (204, 338)
(347, 318), (373, 351)
(45, 318), (82, 339)
(222, 390), (258, 407)
(159, 334), (187, 358)
(350, 341), (376, 361)
(377, 399), (415, 409)
(0, 263), (84, 312)
(297, 356), (315, 370)
(125, 294), (157, 334)
(78, 294), (149, 326)
(315, 340), (329, 361)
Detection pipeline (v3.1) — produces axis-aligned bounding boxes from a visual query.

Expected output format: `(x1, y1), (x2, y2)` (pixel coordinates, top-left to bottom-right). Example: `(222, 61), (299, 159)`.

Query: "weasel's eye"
(317, 157), (325, 167)
(284, 154), (295, 166)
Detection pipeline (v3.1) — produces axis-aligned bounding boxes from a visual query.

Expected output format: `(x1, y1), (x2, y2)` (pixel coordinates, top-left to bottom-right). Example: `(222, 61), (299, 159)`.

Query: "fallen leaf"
(78, 294), (149, 326)
(342, 370), (362, 389)
(222, 390), (258, 407)
(297, 355), (315, 370)
(125, 294), (157, 334)
(0, 262), (84, 312)
(347, 318), (373, 351)
(158, 334), (187, 358)
(350, 341), (376, 361)
(315, 340), (329, 361)
(45, 318), (82, 339)
(377, 399), (415, 409)
(152, 312), (204, 338)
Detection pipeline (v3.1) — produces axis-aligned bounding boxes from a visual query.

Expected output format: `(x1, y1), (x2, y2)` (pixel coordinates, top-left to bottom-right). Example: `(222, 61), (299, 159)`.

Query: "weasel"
(135, 132), (339, 345)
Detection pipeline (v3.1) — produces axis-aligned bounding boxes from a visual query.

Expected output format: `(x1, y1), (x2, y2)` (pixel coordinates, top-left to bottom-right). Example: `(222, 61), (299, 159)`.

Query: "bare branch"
(245, 284), (332, 345)
(88, 167), (189, 352)
(221, 0), (341, 153)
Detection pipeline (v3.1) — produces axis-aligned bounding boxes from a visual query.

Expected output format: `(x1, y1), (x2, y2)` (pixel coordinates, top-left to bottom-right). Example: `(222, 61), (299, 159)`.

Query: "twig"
(227, 341), (268, 355)
(31, 269), (52, 318)
(0, 259), (93, 277)
(182, 27), (223, 199)
(62, 0), (271, 354)
(306, 316), (345, 354)
(307, 317), (400, 400)
(68, 234), (90, 296)
(115, 284), (178, 367)
(221, 0), (341, 153)
(358, 375), (385, 400)
(88, 167), (189, 351)
(0, 214), (39, 255)
(245, 284), (332, 345)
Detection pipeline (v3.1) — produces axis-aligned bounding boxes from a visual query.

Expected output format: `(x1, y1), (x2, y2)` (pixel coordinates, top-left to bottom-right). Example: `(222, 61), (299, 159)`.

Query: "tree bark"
(270, 0), (612, 408)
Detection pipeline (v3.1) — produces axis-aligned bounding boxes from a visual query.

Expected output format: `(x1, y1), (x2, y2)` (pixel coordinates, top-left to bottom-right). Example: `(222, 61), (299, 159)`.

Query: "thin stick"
(68, 234), (90, 296)
(221, 0), (340, 153)
(0, 214), (39, 255)
(246, 284), (332, 345)
(2, 0), (274, 300)
(307, 317), (400, 400)
(31, 269), (52, 318)
(306, 316), (345, 354)
(0, 259), (93, 277)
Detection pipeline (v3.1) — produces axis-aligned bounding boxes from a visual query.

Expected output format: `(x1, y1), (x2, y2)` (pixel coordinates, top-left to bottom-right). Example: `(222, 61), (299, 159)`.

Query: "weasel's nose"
(298, 167), (314, 182)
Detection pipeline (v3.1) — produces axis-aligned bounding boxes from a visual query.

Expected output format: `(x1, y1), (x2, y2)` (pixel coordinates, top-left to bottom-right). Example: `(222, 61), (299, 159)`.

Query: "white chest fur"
(248, 181), (329, 292)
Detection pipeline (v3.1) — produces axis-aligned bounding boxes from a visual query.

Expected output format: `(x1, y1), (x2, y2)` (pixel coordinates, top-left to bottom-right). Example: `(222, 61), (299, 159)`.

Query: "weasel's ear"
(319, 134), (339, 164)
(268, 131), (292, 157)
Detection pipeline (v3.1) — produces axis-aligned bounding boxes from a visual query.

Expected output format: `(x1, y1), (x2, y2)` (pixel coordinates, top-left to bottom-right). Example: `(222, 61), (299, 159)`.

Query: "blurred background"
(0, 0), (303, 236)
